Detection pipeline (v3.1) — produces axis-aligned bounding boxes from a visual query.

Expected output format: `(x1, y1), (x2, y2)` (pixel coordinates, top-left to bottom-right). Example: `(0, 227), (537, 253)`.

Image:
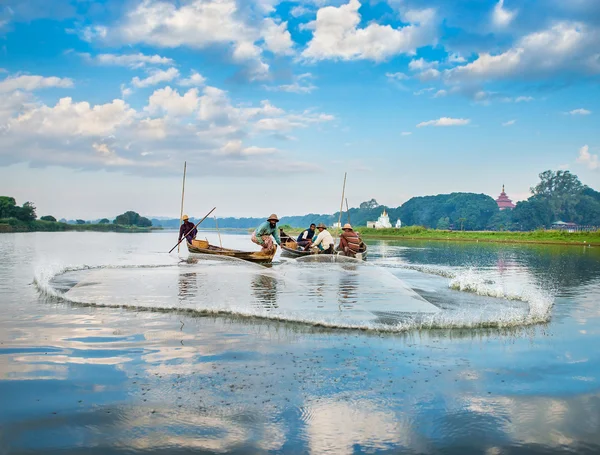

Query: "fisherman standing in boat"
(337, 223), (361, 257)
(252, 214), (281, 253)
(179, 215), (197, 244)
(296, 223), (316, 250)
(311, 223), (334, 254)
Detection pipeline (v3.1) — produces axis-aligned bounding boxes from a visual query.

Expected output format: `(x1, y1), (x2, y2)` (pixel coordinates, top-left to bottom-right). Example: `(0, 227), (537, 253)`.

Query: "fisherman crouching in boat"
(337, 223), (361, 257)
(312, 223), (334, 254)
(296, 223), (316, 250)
(179, 215), (197, 244)
(252, 214), (281, 253)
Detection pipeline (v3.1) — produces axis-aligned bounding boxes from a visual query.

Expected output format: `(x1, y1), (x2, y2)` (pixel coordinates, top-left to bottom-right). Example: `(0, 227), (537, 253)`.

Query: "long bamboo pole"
(177, 161), (187, 253)
(334, 172), (347, 248)
(169, 207), (216, 253)
(214, 216), (223, 248)
(345, 198), (351, 225)
(337, 172), (347, 229)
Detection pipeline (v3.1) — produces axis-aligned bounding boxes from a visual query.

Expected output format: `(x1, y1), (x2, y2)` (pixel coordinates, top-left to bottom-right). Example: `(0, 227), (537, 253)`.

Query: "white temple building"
(367, 209), (392, 229)
(395, 218), (402, 228)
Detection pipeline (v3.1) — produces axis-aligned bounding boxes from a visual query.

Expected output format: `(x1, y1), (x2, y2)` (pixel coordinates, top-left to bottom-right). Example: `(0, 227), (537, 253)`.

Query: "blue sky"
(0, 0), (599, 219)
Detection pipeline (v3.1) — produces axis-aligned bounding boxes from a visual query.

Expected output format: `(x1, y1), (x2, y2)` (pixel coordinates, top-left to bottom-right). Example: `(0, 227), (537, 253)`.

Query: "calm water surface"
(1, 231), (599, 454)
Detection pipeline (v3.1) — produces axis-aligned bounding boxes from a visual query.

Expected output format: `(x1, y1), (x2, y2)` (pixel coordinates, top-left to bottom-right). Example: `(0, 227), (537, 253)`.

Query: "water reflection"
(2, 232), (600, 453)
(251, 274), (279, 309)
(177, 270), (197, 302)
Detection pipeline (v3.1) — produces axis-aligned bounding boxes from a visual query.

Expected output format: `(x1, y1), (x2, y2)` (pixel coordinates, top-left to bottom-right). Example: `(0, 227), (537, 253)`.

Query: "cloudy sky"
(0, 0), (599, 219)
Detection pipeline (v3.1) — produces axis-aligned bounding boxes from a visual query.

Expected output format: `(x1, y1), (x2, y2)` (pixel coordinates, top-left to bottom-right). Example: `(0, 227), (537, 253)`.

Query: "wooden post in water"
(214, 216), (223, 248)
(177, 161), (187, 253)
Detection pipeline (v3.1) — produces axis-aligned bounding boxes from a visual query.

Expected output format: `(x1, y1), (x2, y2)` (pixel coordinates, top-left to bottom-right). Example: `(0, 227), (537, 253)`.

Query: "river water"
(1, 231), (599, 454)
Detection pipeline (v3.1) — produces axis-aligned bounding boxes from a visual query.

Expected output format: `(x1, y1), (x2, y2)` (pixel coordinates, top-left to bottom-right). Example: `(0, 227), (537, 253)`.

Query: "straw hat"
(342, 223), (353, 230)
(182, 214), (189, 221)
(267, 214), (279, 222)
(317, 223), (327, 229)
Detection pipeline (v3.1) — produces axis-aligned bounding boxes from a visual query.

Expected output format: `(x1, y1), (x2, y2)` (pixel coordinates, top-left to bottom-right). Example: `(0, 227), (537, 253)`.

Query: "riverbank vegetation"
(281, 225), (600, 246)
(0, 197), (158, 233)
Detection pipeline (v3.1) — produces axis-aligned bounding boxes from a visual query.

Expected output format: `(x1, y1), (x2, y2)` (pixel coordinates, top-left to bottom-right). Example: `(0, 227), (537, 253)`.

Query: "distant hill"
(150, 192), (503, 231)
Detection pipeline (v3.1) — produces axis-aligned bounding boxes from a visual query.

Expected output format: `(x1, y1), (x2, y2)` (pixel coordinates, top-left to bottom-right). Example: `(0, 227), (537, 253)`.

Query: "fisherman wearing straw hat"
(337, 223), (361, 257)
(251, 214), (281, 253)
(178, 214), (198, 244)
(311, 223), (335, 254)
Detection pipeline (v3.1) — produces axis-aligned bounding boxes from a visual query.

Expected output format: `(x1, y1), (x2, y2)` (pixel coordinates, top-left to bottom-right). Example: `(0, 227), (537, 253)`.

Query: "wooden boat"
(186, 239), (276, 265)
(280, 230), (368, 260)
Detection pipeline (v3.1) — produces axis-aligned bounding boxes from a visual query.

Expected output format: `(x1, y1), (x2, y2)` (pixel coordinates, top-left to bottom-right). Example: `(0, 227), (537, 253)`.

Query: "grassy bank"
(280, 225), (600, 246)
(0, 218), (161, 233)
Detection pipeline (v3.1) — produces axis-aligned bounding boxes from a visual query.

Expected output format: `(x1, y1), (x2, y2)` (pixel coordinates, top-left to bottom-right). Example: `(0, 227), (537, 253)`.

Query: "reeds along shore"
(280, 225), (600, 246)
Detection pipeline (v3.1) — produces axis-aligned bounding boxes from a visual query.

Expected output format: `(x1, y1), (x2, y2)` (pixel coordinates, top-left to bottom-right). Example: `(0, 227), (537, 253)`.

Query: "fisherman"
(296, 223), (316, 250)
(338, 223), (361, 257)
(178, 215), (197, 244)
(252, 214), (281, 253)
(312, 223), (334, 254)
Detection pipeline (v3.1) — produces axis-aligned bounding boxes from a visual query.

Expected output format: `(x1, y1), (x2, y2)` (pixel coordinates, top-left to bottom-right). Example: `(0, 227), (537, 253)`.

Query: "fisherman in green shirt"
(251, 214), (281, 253)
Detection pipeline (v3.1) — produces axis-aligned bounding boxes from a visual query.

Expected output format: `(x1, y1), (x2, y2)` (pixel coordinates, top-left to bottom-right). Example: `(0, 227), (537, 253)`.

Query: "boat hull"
(279, 230), (367, 260)
(186, 240), (275, 264)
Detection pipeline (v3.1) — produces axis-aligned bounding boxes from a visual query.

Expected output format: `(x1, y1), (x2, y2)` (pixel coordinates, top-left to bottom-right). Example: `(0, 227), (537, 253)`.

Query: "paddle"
(168, 207), (216, 253)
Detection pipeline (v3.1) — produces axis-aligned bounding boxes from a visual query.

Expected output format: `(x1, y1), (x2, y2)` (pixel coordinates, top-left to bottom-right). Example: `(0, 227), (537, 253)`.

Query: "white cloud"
(302, 0), (437, 61)
(291, 6), (311, 17)
(417, 68), (441, 81)
(568, 108), (591, 115)
(502, 119), (516, 126)
(11, 97), (135, 137)
(120, 84), (133, 98)
(178, 71), (206, 87)
(401, 131), (412, 136)
(413, 87), (435, 95)
(515, 96), (534, 102)
(385, 72), (409, 81)
(0, 74), (73, 93)
(218, 140), (279, 156)
(0, 82), (334, 176)
(265, 73), (316, 94)
(146, 86), (199, 117)
(262, 18), (294, 55)
(433, 89), (447, 98)
(82, 52), (174, 68)
(492, 0), (517, 28)
(416, 117), (470, 127)
(447, 53), (466, 64)
(408, 58), (439, 71)
(445, 21), (600, 85)
(576, 144), (599, 170)
(132, 67), (180, 88)
(83, 0), (271, 80)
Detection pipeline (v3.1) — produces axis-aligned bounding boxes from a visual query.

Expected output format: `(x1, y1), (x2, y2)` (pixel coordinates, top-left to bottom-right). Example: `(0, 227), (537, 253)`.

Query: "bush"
(40, 215), (57, 222)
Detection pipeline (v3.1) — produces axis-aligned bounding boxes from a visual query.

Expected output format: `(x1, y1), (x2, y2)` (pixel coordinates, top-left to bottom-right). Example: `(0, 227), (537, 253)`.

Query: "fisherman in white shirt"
(312, 223), (335, 254)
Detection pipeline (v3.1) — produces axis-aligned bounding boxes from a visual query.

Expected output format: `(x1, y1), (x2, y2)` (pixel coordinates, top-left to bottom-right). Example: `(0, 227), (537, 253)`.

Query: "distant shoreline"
(0, 219), (162, 233)
(281, 227), (600, 247)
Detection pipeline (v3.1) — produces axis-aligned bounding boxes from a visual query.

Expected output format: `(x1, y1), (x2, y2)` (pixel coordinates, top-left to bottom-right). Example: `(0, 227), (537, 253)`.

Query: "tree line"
(3, 170), (598, 232)
(0, 198), (152, 228)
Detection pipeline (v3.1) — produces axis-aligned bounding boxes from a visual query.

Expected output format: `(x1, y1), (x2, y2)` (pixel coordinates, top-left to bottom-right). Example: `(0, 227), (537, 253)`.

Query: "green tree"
(13, 202), (36, 222)
(436, 217), (450, 230)
(76, 219), (86, 225)
(40, 215), (57, 222)
(98, 218), (110, 224)
(114, 211), (140, 225)
(0, 196), (17, 219)
(137, 216), (152, 227)
(359, 199), (380, 210)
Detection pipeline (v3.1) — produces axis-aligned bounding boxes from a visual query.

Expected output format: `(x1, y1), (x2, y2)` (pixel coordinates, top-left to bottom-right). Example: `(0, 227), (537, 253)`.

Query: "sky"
(0, 0), (599, 220)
